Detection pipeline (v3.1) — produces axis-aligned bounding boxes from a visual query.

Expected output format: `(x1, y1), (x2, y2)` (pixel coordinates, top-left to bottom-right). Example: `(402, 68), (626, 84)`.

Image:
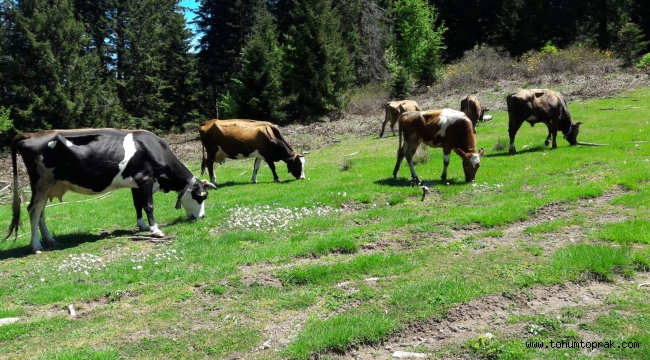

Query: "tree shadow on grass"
(484, 144), (546, 158)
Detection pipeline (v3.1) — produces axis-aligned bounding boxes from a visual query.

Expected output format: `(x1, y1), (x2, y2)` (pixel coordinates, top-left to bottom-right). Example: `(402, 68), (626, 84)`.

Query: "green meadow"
(1, 88), (650, 359)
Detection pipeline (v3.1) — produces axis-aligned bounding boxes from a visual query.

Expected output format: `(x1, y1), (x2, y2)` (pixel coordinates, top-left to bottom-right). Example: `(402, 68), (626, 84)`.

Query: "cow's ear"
(478, 148), (485, 157)
(575, 121), (584, 126)
(453, 148), (468, 158)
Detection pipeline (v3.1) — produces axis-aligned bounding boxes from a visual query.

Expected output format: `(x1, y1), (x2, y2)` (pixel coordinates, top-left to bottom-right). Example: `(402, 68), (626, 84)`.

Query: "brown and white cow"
(5, 129), (215, 253)
(507, 89), (586, 154)
(460, 95), (489, 134)
(380, 100), (421, 137)
(199, 119), (305, 188)
(393, 109), (485, 183)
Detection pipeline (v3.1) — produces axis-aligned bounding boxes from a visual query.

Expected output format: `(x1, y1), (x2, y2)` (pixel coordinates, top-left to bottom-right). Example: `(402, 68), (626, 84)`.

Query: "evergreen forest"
(0, 0), (648, 139)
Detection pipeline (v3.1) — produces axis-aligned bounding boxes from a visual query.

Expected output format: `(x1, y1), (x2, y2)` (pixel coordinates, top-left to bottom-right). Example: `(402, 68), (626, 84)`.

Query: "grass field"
(1, 88), (650, 359)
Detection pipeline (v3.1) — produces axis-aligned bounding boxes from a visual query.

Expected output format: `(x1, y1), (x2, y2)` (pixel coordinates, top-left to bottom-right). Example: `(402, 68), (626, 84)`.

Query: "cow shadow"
(374, 177), (466, 187)
(209, 178), (299, 190)
(484, 144), (546, 158)
(0, 229), (135, 260)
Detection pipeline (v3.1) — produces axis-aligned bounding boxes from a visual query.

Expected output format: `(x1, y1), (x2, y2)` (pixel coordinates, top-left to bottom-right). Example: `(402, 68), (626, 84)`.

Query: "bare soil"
(231, 187), (636, 359)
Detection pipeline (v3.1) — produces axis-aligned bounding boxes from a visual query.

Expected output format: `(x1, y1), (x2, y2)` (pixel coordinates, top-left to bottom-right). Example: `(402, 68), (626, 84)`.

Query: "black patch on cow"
(47, 132), (123, 192)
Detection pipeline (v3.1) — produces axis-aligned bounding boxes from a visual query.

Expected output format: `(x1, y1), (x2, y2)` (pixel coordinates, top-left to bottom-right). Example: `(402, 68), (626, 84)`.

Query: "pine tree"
(196, 0), (263, 118)
(614, 22), (649, 66)
(284, 0), (354, 117)
(335, 0), (391, 84)
(230, 7), (285, 121)
(391, 0), (446, 85)
(0, 0), (124, 132)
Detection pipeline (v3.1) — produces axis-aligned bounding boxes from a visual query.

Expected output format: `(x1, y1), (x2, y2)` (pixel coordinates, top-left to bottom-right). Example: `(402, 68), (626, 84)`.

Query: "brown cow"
(380, 100), (421, 137)
(507, 89), (585, 154)
(393, 109), (485, 183)
(460, 95), (489, 134)
(199, 119), (305, 188)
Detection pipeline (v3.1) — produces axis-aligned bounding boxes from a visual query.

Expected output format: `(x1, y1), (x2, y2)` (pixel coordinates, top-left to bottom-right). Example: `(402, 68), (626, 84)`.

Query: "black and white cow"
(5, 129), (216, 253)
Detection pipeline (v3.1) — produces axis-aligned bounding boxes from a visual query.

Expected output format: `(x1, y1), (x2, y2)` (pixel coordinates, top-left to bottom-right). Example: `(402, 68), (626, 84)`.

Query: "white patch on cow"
(47, 140), (57, 148)
(137, 218), (149, 231)
(299, 156), (306, 179)
(108, 133), (138, 189)
(436, 109), (468, 138)
(179, 187), (205, 219)
(469, 153), (481, 168)
(235, 149), (261, 159)
(65, 140), (74, 147)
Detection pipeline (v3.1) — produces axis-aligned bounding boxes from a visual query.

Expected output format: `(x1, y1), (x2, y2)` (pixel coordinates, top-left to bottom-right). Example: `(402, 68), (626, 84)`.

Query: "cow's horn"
(576, 141), (607, 146)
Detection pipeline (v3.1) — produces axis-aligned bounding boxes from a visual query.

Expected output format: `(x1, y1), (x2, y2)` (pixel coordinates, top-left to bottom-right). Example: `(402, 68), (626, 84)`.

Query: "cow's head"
(176, 178), (217, 219)
(286, 153), (305, 180)
(454, 148), (485, 182)
(564, 121), (583, 145)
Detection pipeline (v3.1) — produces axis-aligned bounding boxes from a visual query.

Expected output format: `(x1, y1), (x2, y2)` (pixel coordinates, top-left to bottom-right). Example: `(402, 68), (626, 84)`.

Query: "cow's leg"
(390, 122), (396, 137)
(550, 130), (559, 149)
(380, 114), (390, 138)
(251, 158), (263, 183)
(549, 119), (560, 149)
(472, 119), (477, 134)
(38, 210), (57, 248)
(138, 182), (164, 237)
(441, 151), (451, 181)
(26, 195), (48, 253)
(405, 144), (420, 183)
(393, 143), (406, 178)
(544, 125), (552, 147)
(206, 147), (218, 188)
(131, 188), (149, 231)
(267, 160), (281, 183)
(508, 121), (523, 154)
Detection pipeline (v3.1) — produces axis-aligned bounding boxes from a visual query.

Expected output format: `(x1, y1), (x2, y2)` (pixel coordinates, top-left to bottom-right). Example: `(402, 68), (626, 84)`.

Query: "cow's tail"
(6, 136), (22, 240)
(200, 142), (207, 175)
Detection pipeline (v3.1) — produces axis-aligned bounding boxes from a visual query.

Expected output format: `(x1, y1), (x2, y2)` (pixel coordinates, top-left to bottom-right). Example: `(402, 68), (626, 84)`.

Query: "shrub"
(614, 22), (649, 67)
(637, 53), (650, 68)
(540, 41), (559, 55)
(0, 106), (14, 146)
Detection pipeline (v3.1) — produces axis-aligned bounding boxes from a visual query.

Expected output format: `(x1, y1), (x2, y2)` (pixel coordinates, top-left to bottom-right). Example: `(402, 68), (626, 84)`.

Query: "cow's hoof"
(44, 239), (59, 248)
(252, 180), (258, 184)
(150, 230), (165, 238)
(544, 140), (550, 146)
(34, 250), (43, 254)
(274, 179), (281, 183)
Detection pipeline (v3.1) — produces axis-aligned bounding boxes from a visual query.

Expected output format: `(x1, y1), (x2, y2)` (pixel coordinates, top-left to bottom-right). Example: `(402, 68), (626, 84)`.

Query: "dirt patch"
(336, 275), (643, 360)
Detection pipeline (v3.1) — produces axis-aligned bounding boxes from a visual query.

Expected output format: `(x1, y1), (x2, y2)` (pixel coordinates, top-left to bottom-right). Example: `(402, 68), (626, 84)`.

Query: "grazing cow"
(393, 109), (485, 183)
(507, 89), (585, 154)
(199, 119), (305, 188)
(380, 100), (421, 137)
(460, 95), (490, 134)
(5, 129), (216, 254)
